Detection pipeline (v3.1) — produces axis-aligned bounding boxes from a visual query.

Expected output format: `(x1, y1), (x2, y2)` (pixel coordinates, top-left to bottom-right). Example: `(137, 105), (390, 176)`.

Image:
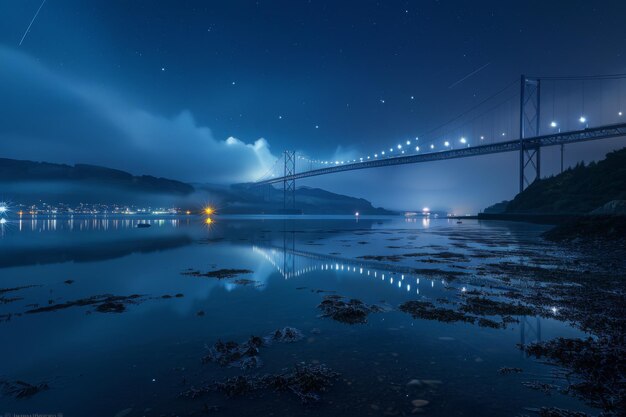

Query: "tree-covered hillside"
(505, 147), (626, 214)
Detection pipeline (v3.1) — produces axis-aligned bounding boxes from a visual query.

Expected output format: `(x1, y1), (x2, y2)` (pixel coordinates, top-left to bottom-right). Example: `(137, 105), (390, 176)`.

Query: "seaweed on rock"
(180, 363), (339, 405)
(317, 295), (388, 324)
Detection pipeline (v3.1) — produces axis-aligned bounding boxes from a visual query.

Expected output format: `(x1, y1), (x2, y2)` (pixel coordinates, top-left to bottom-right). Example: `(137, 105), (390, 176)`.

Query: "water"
(0, 215), (593, 416)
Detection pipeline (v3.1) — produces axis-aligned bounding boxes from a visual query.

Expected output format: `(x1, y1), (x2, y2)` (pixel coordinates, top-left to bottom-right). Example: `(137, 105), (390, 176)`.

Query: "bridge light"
(401, 150), (405, 154)
(444, 141), (450, 147)
(389, 148), (393, 152)
(397, 144), (402, 149)
(480, 135), (485, 140)
(335, 161), (339, 164)
(619, 111), (623, 116)
(579, 116), (587, 123)
(550, 121), (558, 128)
(367, 156), (370, 159)
(406, 140), (411, 145)
(381, 151), (385, 155)
(430, 144), (435, 149)
(459, 137), (467, 144)
(501, 132), (506, 136)
(374, 154), (378, 158)
(415, 146), (420, 151)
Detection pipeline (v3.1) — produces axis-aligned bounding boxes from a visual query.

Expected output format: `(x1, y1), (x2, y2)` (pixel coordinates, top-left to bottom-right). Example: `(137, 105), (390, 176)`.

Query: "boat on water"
(136, 223), (151, 228)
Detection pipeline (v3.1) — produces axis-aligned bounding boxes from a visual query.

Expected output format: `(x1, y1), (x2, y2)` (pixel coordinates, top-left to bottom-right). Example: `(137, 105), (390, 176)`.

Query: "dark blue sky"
(1, 0), (625, 212)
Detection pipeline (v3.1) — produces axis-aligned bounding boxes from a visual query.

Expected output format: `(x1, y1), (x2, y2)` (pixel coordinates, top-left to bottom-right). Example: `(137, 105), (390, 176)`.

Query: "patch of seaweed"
(203, 328), (305, 369)
(522, 337), (625, 413)
(202, 336), (265, 369)
(266, 327), (304, 343)
(356, 254), (403, 262)
(461, 296), (535, 316)
(180, 363), (339, 404)
(1, 380), (49, 399)
(182, 268), (253, 279)
(317, 295), (387, 324)
(231, 279), (261, 286)
(498, 367), (523, 374)
(25, 294), (143, 314)
(398, 301), (474, 324)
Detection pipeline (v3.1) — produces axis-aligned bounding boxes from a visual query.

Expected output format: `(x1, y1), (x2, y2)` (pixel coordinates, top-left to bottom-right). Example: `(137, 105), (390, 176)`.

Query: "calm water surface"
(0, 215), (593, 416)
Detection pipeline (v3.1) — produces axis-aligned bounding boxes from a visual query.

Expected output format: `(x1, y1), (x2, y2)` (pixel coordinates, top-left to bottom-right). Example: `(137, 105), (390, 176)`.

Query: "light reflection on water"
(0, 215), (592, 417)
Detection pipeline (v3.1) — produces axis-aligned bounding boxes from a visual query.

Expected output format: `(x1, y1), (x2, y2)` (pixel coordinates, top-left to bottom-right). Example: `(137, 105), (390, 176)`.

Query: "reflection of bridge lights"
(0, 218), (6, 224)
(0, 203), (7, 214)
(205, 217), (213, 225)
(255, 245), (447, 294)
(551, 306), (559, 315)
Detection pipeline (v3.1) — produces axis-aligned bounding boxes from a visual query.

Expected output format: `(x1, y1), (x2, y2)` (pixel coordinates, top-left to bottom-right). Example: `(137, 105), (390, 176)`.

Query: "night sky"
(1, 0), (626, 212)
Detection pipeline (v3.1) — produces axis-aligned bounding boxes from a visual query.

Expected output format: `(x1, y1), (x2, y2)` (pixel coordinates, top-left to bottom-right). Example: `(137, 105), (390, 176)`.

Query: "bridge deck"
(256, 122), (626, 185)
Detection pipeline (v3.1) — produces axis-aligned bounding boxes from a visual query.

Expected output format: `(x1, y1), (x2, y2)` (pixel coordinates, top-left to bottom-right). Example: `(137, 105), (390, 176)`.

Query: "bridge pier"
(283, 150), (296, 209)
(519, 75), (541, 192)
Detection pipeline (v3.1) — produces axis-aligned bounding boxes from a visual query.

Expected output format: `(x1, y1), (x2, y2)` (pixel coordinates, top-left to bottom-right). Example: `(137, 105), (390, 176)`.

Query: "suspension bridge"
(254, 73), (626, 208)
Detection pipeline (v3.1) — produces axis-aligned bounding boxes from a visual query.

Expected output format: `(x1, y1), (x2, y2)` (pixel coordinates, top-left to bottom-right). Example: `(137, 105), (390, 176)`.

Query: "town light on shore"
(204, 206), (215, 215)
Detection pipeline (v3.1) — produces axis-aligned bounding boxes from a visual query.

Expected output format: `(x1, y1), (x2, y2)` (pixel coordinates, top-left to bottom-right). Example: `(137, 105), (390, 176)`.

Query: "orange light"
(204, 206), (215, 215)
(205, 217), (213, 225)
(185, 210), (191, 215)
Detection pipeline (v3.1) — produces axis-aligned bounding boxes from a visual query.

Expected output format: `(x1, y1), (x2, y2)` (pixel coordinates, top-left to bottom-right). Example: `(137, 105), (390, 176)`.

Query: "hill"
(504, 147), (626, 214)
(0, 158), (390, 214)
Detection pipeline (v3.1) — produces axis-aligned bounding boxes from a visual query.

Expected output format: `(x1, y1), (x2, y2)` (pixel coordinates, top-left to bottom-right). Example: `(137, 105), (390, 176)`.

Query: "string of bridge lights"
(294, 72), (626, 169)
(296, 108), (624, 168)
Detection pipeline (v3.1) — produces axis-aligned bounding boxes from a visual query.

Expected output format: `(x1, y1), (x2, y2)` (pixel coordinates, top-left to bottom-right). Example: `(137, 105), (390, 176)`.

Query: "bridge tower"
(283, 150), (296, 209)
(519, 75), (541, 192)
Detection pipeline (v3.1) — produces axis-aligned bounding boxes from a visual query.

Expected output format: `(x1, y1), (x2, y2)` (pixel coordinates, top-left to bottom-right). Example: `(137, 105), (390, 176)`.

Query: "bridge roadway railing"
(256, 122), (626, 185)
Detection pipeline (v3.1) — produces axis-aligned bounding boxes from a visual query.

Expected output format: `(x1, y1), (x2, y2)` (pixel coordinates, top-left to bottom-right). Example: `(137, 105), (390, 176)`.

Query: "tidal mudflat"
(0, 215), (623, 416)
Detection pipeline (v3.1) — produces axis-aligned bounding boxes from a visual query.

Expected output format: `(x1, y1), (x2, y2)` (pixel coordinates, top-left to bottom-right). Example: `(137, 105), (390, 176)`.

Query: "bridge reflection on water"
(252, 237), (542, 346)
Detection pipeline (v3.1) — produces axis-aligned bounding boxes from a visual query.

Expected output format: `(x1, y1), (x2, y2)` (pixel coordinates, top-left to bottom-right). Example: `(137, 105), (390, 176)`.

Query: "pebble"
(411, 399), (429, 407)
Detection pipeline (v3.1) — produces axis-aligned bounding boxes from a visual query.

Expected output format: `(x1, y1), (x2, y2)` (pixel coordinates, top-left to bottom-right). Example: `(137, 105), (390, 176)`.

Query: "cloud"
(0, 46), (276, 183)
